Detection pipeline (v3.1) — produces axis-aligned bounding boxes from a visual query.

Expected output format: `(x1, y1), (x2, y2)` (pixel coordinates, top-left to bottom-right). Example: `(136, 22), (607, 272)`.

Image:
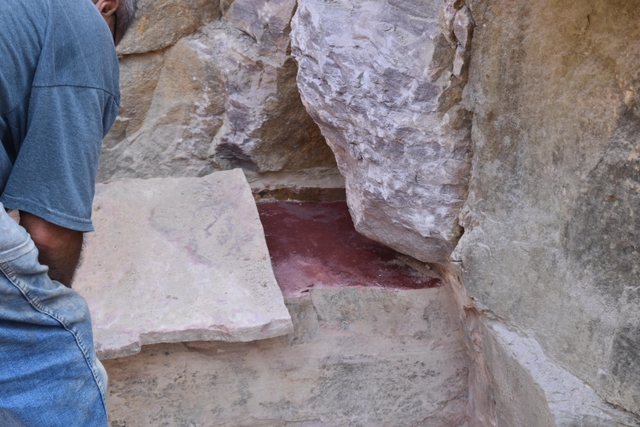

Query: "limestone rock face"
(290, 0), (473, 264)
(98, 0), (336, 181)
(456, 0), (640, 418)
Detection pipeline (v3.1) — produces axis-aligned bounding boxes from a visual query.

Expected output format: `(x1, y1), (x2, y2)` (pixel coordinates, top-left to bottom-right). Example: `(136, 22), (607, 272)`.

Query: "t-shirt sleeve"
(0, 85), (118, 232)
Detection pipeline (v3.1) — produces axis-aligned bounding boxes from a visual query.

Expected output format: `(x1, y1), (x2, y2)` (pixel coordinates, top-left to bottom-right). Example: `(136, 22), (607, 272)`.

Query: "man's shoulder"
(0, 0), (50, 26)
(0, 0), (50, 114)
(33, 0), (120, 98)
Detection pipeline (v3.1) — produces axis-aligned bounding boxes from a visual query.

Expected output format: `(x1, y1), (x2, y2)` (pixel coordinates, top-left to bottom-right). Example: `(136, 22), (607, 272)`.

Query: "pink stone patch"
(258, 201), (442, 298)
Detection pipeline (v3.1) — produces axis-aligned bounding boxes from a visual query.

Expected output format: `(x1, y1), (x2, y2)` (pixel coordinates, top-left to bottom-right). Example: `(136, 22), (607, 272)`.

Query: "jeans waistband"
(0, 203), (34, 264)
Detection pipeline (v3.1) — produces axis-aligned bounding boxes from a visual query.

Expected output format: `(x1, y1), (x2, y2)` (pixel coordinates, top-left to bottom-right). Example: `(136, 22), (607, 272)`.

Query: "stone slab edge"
(76, 169), (293, 360)
(485, 320), (640, 427)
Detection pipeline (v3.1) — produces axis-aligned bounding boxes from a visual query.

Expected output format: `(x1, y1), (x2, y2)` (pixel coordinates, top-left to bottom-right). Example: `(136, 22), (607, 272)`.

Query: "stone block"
(103, 287), (470, 426)
(481, 320), (640, 427)
(74, 169), (293, 359)
(206, 0), (337, 173)
(247, 167), (346, 202)
(100, 51), (164, 155)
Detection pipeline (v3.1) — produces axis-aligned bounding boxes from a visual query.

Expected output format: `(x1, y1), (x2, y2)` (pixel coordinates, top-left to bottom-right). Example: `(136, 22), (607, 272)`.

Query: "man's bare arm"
(20, 211), (83, 288)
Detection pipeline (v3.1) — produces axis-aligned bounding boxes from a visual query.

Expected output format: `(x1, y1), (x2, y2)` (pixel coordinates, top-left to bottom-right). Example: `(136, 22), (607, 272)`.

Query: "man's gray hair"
(116, 0), (137, 36)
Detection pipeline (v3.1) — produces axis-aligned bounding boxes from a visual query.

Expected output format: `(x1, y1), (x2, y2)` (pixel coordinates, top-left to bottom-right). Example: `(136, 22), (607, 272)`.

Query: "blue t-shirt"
(0, 0), (120, 232)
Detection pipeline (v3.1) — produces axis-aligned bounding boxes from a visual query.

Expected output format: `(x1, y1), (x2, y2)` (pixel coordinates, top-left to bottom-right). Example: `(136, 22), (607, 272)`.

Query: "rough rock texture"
(91, 0), (640, 423)
(100, 37), (226, 179)
(434, 265), (497, 427)
(290, 0), (474, 264)
(481, 320), (640, 427)
(455, 0), (640, 420)
(74, 169), (292, 359)
(116, 0), (222, 55)
(98, 0), (336, 181)
(104, 288), (470, 426)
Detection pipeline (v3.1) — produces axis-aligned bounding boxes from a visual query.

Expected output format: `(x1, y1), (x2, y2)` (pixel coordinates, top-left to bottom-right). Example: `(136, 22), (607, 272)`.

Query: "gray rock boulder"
(290, 0), (473, 263)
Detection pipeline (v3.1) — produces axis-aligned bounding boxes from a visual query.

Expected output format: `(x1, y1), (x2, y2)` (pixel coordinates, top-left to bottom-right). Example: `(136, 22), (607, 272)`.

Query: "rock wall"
(98, 0), (336, 181)
(99, 0), (640, 424)
(454, 0), (640, 422)
(290, 0), (474, 264)
(288, 0), (640, 424)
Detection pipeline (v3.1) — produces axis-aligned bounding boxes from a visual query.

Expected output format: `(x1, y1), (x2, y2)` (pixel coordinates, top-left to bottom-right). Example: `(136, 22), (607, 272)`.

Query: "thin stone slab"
(74, 169), (293, 359)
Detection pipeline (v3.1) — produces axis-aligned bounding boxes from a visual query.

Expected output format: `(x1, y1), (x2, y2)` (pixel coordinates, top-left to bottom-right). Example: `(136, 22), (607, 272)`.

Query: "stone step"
(105, 287), (469, 427)
(104, 201), (469, 426)
(74, 169), (293, 360)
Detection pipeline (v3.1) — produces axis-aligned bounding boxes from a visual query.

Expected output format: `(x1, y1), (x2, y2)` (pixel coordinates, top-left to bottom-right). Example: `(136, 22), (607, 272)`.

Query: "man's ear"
(94, 0), (119, 17)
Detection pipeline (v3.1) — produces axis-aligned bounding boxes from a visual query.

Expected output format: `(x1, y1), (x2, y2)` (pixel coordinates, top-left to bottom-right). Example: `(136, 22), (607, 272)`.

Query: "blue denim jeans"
(0, 204), (107, 426)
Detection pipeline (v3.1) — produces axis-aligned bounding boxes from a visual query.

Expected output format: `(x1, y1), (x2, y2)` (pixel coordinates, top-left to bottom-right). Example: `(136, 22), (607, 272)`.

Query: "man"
(0, 0), (136, 425)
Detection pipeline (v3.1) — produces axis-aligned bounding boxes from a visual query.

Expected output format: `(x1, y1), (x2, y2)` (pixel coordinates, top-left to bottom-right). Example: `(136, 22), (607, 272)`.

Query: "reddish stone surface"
(258, 201), (442, 297)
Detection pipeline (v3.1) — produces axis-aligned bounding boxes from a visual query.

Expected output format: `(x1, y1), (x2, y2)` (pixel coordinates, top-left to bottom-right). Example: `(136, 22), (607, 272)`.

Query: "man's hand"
(20, 212), (83, 288)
